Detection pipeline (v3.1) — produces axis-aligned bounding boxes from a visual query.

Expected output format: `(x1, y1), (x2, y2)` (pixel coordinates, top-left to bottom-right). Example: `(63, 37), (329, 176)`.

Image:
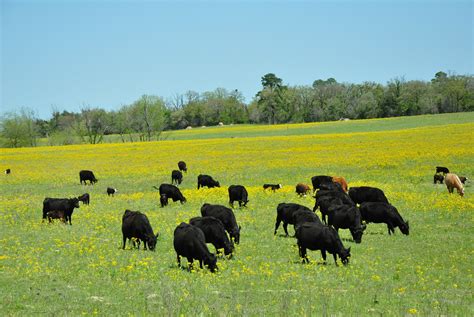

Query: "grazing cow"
(348, 186), (389, 205)
(171, 170), (183, 185)
(313, 189), (355, 222)
(228, 185), (249, 207)
(327, 204), (366, 243)
(42, 198), (80, 225)
(459, 176), (468, 184)
(107, 187), (117, 196)
(197, 174), (220, 189)
(160, 194), (168, 207)
(201, 203), (241, 244)
(274, 203), (312, 236)
(77, 193), (90, 205)
(295, 222), (351, 266)
(332, 176), (348, 193)
(292, 209), (322, 231)
(360, 202), (409, 235)
(295, 183), (311, 197)
(433, 174), (444, 184)
(189, 216), (234, 257)
(319, 182), (343, 192)
(311, 175), (333, 192)
(122, 210), (159, 251)
(263, 184), (282, 191)
(46, 210), (66, 223)
(5, 168), (11, 175)
(436, 166), (449, 174)
(79, 170), (97, 185)
(173, 222), (217, 272)
(178, 161), (188, 173)
(154, 184), (186, 204)
(444, 173), (464, 197)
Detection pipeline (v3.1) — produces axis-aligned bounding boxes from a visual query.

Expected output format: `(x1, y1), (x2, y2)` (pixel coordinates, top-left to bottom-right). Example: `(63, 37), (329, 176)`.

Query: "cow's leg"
(122, 236), (127, 249)
(322, 213), (327, 224)
(177, 254), (181, 267)
(144, 241), (148, 250)
(229, 201), (234, 208)
(274, 217), (281, 235)
(333, 253), (338, 266)
(283, 222), (289, 236)
(321, 250), (327, 263)
(199, 260), (203, 269)
(187, 258), (194, 271)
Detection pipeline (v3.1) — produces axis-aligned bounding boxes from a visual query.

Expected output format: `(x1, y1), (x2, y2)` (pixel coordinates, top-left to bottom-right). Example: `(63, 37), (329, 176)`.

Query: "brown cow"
(46, 210), (66, 223)
(332, 176), (348, 193)
(296, 183), (311, 197)
(445, 173), (464, 197)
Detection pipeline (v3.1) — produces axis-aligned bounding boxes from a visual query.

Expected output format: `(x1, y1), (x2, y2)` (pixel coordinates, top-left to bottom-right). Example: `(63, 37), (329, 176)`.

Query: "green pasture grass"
(0, 113), (473, 315)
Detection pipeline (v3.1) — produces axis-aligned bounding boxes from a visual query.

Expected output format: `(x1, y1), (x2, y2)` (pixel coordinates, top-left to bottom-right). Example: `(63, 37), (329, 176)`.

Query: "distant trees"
(0, 109), (38, 147)
(1, 71), (472, 147)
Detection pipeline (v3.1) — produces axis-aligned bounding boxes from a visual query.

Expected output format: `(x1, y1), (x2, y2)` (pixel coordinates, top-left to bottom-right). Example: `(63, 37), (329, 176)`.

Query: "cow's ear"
(347, 247), (351, 252)
(155, 233), (159, 239)
(239, 225), (241, 230)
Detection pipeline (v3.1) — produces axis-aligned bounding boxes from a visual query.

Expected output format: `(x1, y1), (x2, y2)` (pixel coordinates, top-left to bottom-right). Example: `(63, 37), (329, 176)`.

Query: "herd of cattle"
(3, 161), (467, 272)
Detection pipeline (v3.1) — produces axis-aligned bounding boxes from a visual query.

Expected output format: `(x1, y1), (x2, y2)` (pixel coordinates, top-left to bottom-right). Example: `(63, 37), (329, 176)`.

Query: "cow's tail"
(152, 185), (160, 191)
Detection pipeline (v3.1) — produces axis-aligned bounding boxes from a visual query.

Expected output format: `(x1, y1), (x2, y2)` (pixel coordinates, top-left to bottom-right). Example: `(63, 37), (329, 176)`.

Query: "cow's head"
(231, 226), (241, 245)
(350, 226), (364, 244)
(339, 247), (351, 265)
(224, 239), (234, 257)
(147, 233), (159, 251)
(215, 181), (220, 188)
(399, 221), (409, 235)
(206, 253), (218, 273)
(180, 195), (187, 203)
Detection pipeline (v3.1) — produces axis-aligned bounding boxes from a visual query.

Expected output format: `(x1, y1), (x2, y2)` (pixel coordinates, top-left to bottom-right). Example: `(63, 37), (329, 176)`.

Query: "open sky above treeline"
(1, 0), (473, 119)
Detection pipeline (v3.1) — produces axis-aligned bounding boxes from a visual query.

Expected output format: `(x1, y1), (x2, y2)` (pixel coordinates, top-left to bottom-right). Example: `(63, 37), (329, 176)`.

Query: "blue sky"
(1, 0), (472, 119)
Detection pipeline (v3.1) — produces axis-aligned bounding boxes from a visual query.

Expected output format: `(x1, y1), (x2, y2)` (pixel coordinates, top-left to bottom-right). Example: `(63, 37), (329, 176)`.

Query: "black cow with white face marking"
(201, 203), (241, 244)
(173, 222), (217, 272)
(5, 168), (11, 175)
(197, 174), (220, 189)
(122, 210), (158, 251)
(228, 185), (249, 207)
(79, 170), (97, 185)
(42, 197), (80, 225)
(433, 174), (444, 184)
(107, 187), (117, 196)
(171, 170), (183, 185)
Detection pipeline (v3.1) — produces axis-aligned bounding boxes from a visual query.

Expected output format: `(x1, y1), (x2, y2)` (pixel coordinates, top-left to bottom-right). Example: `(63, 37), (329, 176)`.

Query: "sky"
(1, 0), (473, 119)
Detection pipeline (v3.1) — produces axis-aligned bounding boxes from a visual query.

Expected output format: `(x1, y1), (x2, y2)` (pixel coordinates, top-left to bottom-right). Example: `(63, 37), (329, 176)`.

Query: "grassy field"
(1, 113), (473, 315)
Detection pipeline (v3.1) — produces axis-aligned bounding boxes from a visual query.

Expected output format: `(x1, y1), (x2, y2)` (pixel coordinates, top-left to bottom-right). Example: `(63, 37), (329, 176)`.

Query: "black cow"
(173, 222), (217, 272)
(313, 189), (355, 222)
(318, 182), (343, 192)
(348, 186), (389, 205)
(314, 196), (343, 224)
(46, 210), (66, 223)
(263, 183), (282, 191)
(459, 176), (468, 184)
(436, 166), (449, 174)
(327, 204), (366, 243)
(122, 210), (158, 251)
(189, 216), (234, 257)
(160, 194), (168, 207)
(107, 187), (117, 196)
(274, 203), (312, 236)
(77, 193), (90, 205)
(178, 161), (188, 173)
(5, 168), (11, 175)
(292, 209), (322, 231)
(311, 175), (333, 192)
(197, 174), (220, 189)
(171, 170), (183, 185)
(79, 170), (97, 185)
(201, 203), (241, 244)
(360, 202), (409, 235)
(42, 198), (80, 225)
(228, 185), (249, 207)
(433, 174), (444, 184)
(296, 222), (351, 265)
(154, 184), (186, 205)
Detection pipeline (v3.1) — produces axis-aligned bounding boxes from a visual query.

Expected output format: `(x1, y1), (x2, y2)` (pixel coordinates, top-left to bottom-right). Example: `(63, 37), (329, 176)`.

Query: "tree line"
(1, 71), (473, 147)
